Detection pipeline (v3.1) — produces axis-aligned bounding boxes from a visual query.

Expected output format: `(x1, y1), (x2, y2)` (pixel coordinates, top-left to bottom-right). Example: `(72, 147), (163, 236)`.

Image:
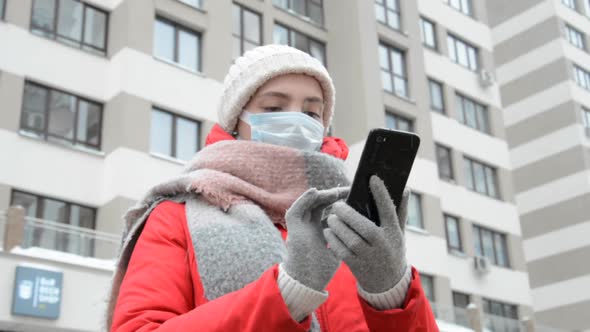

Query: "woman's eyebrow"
(258, 91), (323, 103)
(305, 96), (324, 103)
(259, 91), (290, 99)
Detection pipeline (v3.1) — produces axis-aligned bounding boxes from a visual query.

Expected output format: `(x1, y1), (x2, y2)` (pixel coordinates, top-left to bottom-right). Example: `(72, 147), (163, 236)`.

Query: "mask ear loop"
(239, 110), (252, 124)
(233, 110), (252, 139)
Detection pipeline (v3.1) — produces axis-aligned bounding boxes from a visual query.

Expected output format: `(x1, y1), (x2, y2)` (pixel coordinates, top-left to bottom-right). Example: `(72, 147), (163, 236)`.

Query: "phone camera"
(376, 136), (386, 143)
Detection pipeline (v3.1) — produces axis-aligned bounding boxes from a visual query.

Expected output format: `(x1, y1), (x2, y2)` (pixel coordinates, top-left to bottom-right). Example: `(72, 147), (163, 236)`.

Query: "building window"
(379, 43), (408, 98)
(583, 107), (590, 128)
(435, 144), (454, 181)
(483, 303), (519, 332)
(456, 94), (490, 134)
(444, 214), (462, 252)
(565, 24), (585, 50)
(428, 79), (445, 113)
(20, 81), (103, 150)
(483, 298), (519, 332)
(385, 112), (414, 132)
(473, 225), (510, 267)
(273, 23), (326, 65)
(483, 298), (518, 318)
(447, 34), (479, 71)
(375, 0), (401, 31)
(443, 0), (473, 17)
(10, 190), (97, 256)
(453, 292), (471, 308)
(421, 274), (435, 302)
(0, 0), (5, 19)
(232, 3), (262, 60)
(150, 108), (201, 162)
(273, 0), (324, 26)
(420, 17), (437, 50)
(464, 157), (499, 198)
(483, 299), (518, 319)
(30, 0), (109, 55)
(407, 192), (423, 229)
(574, 65), (590, 89)
(562, 0), (578, 10)
(154, 17), (201, 72)
(178, 0), (202, 9)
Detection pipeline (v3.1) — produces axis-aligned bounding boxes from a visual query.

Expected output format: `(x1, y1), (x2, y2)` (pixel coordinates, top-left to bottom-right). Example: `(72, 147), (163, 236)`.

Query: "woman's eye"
(263, 107), (283, 112)
(305, 112), (321, 120)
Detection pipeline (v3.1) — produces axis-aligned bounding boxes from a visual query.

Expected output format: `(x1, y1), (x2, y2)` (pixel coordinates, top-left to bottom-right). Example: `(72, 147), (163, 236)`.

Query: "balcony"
(484, 313), (522, 332)
(1, 206), (119, 266)
(0, 206), (120, 331)
(432, 304), (473, 329)
(430, 302), (571, 332)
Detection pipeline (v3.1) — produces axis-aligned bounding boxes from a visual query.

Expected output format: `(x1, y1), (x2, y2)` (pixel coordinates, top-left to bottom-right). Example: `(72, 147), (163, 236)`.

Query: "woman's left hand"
(324, 175), (410, 294)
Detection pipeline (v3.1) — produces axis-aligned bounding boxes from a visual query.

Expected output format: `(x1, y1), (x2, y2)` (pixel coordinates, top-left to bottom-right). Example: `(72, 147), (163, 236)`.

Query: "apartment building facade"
(0, 0), (552, 331)
(486, 0), (590, 331)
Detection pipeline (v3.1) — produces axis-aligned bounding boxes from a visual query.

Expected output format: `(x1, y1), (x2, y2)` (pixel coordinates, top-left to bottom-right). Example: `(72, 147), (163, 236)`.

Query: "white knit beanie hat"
(217, 44), (335, 134)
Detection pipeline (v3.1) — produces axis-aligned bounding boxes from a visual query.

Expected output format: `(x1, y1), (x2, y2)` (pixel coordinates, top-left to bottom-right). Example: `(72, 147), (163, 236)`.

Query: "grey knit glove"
(324, 175), (410, 294)
(282, 186), (350, 291)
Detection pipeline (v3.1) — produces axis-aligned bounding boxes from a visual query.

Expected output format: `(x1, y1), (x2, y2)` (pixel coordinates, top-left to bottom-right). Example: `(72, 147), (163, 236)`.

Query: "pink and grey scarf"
(106, 138), (350, 329)
(123, 139), (350, 230)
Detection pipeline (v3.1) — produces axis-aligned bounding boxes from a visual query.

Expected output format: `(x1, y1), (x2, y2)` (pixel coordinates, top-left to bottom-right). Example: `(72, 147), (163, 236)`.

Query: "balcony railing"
(1, 208), (120, 261)
(535, 324), (573, 332)
(430, 302), (572, 332)
(431, 303), (473, 329)
(484, 313), (523, 332)
(22, 216), (120, 258)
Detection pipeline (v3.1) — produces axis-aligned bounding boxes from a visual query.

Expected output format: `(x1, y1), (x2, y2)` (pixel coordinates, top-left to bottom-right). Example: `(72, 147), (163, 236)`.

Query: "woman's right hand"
(282, 186), (350, 291)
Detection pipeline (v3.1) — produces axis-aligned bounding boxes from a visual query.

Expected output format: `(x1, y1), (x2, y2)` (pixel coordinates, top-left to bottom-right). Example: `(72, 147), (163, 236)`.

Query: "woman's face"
(236, 73), (325, 140)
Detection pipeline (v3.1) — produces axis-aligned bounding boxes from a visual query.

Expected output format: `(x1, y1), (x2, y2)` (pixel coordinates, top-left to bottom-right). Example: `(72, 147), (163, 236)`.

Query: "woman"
(107, 44), (438, 331)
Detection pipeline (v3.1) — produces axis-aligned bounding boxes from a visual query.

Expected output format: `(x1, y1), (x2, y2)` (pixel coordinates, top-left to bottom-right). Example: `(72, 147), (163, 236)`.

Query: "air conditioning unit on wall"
(474, 256), (491, 274)
(479, 69), (495, 87)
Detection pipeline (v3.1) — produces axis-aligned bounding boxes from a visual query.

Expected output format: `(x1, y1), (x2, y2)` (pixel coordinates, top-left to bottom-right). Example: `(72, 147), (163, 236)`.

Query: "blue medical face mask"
(239, 111), (325, 152)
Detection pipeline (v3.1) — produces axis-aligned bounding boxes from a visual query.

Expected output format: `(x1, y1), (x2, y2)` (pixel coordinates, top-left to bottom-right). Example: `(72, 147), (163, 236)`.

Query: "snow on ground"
(436, 320), (495, 332)
(436, 320), (475, 332)
(10, 246), (116, 271)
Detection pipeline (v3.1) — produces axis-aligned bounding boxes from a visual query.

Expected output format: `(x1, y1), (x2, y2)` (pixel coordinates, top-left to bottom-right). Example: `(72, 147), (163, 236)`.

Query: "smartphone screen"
(346, 128), (420, 226)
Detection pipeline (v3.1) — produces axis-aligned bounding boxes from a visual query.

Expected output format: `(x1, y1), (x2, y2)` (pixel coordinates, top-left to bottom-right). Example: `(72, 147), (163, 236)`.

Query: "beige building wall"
(0, 0), (554, 330)
(487, 0), (590, 330)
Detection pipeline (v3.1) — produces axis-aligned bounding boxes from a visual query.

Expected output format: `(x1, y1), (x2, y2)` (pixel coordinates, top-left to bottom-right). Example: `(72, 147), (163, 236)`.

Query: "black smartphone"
(346, 128), (420, 226)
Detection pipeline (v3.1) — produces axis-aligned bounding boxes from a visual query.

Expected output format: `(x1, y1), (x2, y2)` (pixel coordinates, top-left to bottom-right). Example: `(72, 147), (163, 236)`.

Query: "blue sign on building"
(12, 265), (63, 320)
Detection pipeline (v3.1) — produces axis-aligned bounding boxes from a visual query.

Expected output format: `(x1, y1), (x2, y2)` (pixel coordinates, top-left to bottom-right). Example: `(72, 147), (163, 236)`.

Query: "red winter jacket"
(110, 201), (439, 331)
(110, 126), (439, 331)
